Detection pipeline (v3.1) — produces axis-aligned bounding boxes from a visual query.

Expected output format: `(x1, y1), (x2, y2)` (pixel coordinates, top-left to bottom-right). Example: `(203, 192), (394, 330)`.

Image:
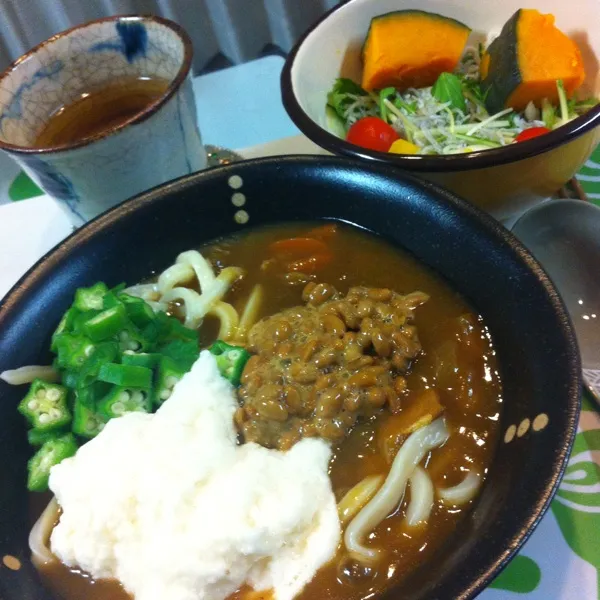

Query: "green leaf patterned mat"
(579, 145), (600, 205)
(8, 171), (43, 201)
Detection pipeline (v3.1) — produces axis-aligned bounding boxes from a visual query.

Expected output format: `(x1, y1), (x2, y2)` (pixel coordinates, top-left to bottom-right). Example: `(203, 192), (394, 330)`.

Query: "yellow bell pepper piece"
(388, 139), (420, 154)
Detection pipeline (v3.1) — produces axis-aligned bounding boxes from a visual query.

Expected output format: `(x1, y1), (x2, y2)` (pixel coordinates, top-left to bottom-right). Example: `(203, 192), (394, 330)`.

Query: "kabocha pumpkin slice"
(481, 9), (586, 113)
(361, 10), (471, 92)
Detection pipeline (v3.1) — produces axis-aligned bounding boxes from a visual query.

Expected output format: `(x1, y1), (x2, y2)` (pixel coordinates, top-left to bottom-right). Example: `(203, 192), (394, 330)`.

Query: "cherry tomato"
(346, 117), (399, 152)
(515, 127), (551, 143)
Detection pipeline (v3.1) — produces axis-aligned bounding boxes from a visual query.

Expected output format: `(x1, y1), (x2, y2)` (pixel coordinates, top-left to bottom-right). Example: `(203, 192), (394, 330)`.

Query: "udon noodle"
(438, 470), (482, 506)
(405, 467), (435, 527)
(0, 365), (59, 385)
(337, 474), (385, 528)
(125, 250), (244, 335)
(123, 250), (264, 343)
(344, 418), (450, 565)
(29, 497), (59, 568)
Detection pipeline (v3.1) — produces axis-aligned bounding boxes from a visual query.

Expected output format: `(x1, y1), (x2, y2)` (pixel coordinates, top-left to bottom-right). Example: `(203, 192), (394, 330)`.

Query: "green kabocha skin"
(481, 8), (586, 114)
(481, 10), (522, 114)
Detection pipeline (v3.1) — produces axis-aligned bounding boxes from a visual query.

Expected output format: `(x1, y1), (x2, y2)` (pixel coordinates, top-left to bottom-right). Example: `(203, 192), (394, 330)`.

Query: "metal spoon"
(512, 199), (600, 405)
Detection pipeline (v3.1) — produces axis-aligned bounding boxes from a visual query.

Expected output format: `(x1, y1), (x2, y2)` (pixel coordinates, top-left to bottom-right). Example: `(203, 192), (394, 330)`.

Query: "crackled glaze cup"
(0, 15), (206, 224)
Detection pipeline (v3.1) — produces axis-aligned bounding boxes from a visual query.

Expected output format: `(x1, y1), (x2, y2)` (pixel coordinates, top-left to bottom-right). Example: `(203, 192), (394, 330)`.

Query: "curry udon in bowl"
(0, 156), (580, 600)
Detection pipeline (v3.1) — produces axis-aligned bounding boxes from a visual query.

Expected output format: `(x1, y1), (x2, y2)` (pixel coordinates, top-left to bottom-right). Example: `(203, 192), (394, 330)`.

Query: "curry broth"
(35, 222), (502, 600)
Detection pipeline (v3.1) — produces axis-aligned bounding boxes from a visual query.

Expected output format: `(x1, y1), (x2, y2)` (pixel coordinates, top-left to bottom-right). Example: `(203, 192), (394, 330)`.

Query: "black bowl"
(0, 156), (581, 600)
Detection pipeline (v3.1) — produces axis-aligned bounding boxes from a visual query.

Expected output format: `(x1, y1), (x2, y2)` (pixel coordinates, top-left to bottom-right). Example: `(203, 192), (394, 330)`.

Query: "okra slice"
(72, 401), (106, 439)
(209, 341), (251, 386)
(76, 342), (120, 388)
(118, 324), (152, 353)
(18, 379), (72, 432)
(50, 307), (78, 352)
(119, 294), (156, 328)
(121, 352), (162, 369)
(73, 282), (108, 312)
(98, 363), (153, 388)
(153, 357), (186, 407)
(54, 334), (96, 370)
(97, 386), (151, 419)
(27, 433), (78, 492)
(159, 339), (200, 371)
(28, 427), (68, 447)
(82, 304), (127, 342)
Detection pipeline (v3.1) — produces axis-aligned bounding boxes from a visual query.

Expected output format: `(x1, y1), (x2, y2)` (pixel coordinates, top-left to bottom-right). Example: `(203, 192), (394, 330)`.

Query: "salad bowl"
(281, 0), (600, 224)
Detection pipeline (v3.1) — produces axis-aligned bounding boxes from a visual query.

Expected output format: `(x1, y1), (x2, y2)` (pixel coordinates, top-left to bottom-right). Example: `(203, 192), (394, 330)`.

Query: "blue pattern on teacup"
(0, 61), (64, 135)
(89, 22), (148, 63)
(19, 155), (84, 221)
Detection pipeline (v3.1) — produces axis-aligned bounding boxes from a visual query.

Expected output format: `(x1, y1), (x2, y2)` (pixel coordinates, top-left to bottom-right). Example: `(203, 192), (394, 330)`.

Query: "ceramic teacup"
(0, 15), (206, 225)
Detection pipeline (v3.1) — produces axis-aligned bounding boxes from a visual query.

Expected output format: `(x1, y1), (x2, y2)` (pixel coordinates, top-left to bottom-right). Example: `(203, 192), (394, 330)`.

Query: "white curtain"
(0, 0), (341, 74)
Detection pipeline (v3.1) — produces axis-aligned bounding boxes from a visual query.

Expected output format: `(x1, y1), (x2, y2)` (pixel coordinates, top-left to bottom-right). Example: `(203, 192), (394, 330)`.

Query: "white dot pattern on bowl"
(517, 418), (531, 438)
(504, 424), (517, 444)
(504, 413), (550, 444)
(234, 209), (249, 224)
(2, 555), (21, 571)
(532, 413), (549, 431)
(228, 175), (243, 190)
(231, 192), (246, 207)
